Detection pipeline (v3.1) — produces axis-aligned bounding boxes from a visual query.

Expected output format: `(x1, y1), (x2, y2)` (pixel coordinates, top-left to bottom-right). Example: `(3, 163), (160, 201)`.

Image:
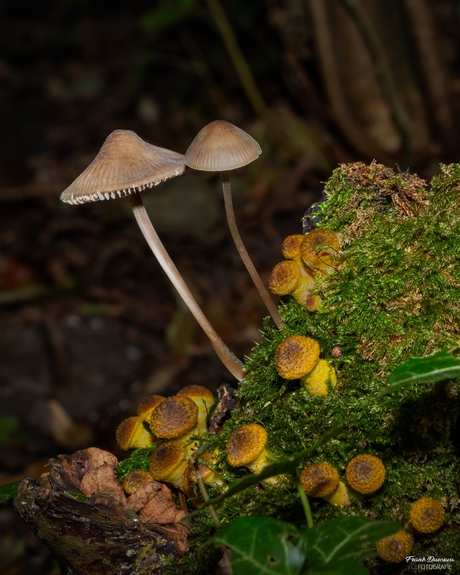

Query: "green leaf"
(0, 481), (19, 508)
(380, 350), (460, 396)
(302, 517), (400, 568)
(305, 560), (370, 575)
(189, 427), (342, 514)
(212, 517), (306, 575)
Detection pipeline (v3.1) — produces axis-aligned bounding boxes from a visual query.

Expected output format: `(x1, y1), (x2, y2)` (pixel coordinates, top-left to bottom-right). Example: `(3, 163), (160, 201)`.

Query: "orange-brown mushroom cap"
(409, 497), (445, 534)
(149, 440), (188, 487)
(122, 469), (154, 495)
(376, 530), (413, 563)
(268, 260), (302, 296)
(299, 462), (340, 497)
(60, 129), (186, 205)
(184, 120), (261, 172)
(226, 423), (267, 467)
(115, 416), (154, 450)
(137, 394), (166, 423)
(281, 235), (306, 260)
(300, 229), (340, 269)
(275, 335), (320, 380)
(149, 396), (199, 439)
(177, 385), (215, 434)
(346, 454), (386, 494)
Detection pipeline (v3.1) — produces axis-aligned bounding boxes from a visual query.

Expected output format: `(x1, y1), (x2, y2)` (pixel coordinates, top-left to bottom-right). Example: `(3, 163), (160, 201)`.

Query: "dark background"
(1, 0), (459, 572)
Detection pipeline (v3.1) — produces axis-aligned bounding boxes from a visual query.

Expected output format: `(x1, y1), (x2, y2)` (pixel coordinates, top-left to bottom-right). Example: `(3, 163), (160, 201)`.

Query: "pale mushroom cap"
(60, 129), (186, 205)
(226, 423), (267, 467)
(115, 416), (154, 450)
(184, 120), (262, 172)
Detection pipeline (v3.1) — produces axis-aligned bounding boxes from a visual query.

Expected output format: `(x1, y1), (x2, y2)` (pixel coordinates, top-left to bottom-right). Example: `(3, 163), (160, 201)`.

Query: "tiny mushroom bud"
(346, 454), (386, 495)
(116, 416), (155, 451)
(185, 120), (283, 329)
(376, 530), (413, 563)
(226, 423), (274, 481)
(122, 469), (154, 495)
(409, 497), (445, 534)
(177, 385), (215, 434)
(299, 463), (340, 497)
(300, 359), (337, 397)
(275, 335), (320, 380)
(137, 394), (166, 423)
(60, 129), (244, 381)
(149, 396), (199, 442)
(149, 440), (189, 492)
(300, 229), (340, 272)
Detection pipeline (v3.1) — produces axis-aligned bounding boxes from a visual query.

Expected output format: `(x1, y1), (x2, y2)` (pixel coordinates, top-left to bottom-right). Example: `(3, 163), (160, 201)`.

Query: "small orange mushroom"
(409, 497), (444, 534)
(115, 416), (154, 451)
(346, 454), (386, 495)
(177, 385), (215, 434)
(376, 530), (413, 563)
(299, 462), (339, 497)
(275, 335), (320, 380)
(301, 359), (337, 396)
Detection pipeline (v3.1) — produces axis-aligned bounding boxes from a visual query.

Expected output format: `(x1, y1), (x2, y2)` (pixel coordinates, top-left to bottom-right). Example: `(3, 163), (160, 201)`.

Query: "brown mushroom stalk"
(130, 193), (244, 380)
(221, 172), (283, 328)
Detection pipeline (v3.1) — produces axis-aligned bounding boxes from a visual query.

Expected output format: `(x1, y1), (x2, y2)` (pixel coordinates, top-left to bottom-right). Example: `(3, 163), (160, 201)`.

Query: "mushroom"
(122, 469), (154, 495)
(115, 416), (155, 450)
(300, 358), (337, 397)
(376, 530), (413, 563)
(345, 454), (386, 495)
(137, 394), (166, 423)
(323, 481), (350, 507)
(149, 396), (199, 443)
(274, 335), (320, 380)
(149, 440), (189, 492)
(184, 120), (283, 328)
(60, 129), (244, 381)
(409, 497), (445, 534)
(226, 423), (275, 480)
(299, 462), (339, 498)
(176, 384), (215, 434)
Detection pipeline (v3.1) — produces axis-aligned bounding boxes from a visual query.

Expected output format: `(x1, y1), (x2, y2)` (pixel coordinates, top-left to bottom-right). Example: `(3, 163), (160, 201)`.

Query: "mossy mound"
(156, 162), (460, 573)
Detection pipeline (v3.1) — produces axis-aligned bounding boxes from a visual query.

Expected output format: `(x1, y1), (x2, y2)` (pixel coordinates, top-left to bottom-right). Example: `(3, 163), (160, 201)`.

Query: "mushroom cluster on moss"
(274, 335), (336, 396)
(268, 230), (341, 311)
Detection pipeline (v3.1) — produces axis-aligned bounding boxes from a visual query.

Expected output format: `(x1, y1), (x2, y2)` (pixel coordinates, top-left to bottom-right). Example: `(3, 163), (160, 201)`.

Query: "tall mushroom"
(60, 129), (244, 381)
(184, 120), (284, 328)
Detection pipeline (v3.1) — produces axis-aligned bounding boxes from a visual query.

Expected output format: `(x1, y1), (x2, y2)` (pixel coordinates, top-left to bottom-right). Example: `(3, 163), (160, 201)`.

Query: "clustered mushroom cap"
(323, 481), (351, 507)
(281, 234), (306, 260)
(346, 454), (386, 494)
(149, 396), (199, 439)
(226, 423), (267, 467)
(268, 260), (302, 295)
(60, 129), (186, 205)
(177, 384), (215, 434)
(300, 462), (340, 497)
(301, 359), (337, 397)
(376, 530), (413, 563)
(149, 440), (188, 485)
(409, 497), (445, 534)
(137, 394), (166, 423)
(115, 416), (155, 451)
(184, 120), (261, 172)
(275, 335), (320, 380)
(122, 469), (154, 495)
(300, 229), (340, 269)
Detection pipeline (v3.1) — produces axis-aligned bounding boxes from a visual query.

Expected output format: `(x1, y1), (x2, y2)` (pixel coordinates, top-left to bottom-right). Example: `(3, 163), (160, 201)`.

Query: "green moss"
(119, 162), (460, 572)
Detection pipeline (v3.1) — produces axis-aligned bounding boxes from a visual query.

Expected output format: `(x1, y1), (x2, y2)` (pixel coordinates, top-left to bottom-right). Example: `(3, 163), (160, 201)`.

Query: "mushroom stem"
(221, 172), (284, 328)
(129, 193), (244, 381)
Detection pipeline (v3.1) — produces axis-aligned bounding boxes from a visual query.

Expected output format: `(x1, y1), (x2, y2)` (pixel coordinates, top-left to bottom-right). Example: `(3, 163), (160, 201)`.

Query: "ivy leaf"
(302, 516), (400, 568)
(0, 481), (19, 508)
(305, 560), (370, 575)
(188, 427), (342, 515)
(380, 350), (460, 396)
(212, 516), (306, 575)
